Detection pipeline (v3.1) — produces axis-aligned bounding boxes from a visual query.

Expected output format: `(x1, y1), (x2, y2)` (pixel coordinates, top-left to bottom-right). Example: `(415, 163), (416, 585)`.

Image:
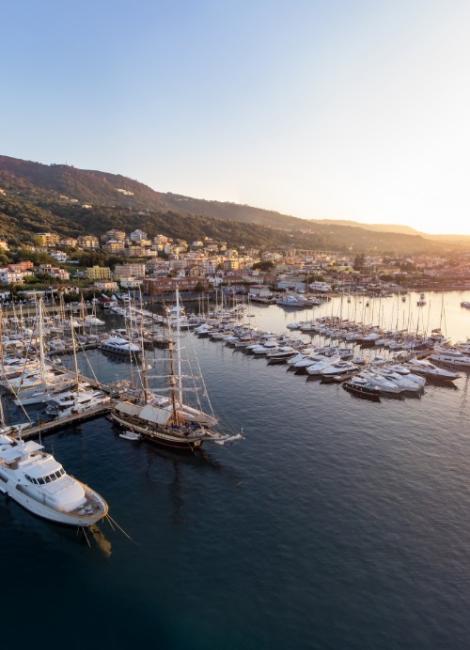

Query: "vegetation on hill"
(0, 154), (453, 254)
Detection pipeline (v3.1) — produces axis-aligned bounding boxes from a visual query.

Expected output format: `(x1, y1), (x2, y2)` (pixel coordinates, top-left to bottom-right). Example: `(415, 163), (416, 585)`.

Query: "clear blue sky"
(1, 0), (469, 233)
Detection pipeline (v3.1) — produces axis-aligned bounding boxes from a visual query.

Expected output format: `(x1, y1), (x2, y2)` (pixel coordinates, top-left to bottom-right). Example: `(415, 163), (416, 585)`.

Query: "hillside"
(0, 154), (453, 254)
(313, 219), (422, 236)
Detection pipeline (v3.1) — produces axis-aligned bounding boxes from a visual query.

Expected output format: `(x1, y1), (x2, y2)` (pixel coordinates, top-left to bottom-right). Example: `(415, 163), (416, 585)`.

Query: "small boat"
(119, 431), (141, 441)
(343, 380), (381, 402)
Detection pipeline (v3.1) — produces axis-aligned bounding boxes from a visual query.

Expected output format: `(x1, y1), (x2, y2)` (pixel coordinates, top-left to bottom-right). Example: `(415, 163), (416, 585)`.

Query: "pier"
(18, 403), (112, 440)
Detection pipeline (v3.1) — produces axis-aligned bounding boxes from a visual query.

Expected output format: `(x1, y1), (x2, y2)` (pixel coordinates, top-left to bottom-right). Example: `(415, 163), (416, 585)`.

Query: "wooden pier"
(18, 403), (112, 440)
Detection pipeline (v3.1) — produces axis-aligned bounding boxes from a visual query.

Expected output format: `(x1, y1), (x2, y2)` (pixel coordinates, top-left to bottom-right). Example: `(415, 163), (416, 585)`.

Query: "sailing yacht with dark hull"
(110, 288), (239, 451)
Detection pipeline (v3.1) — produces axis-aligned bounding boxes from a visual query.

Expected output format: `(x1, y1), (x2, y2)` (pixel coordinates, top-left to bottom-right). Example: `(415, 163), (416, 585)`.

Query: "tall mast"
(0, 306), (4, 379)
(138, 288), (149, 403)
(175, 284), (183, 404)
(37, 298), (47, 383)
(0, 394), (4, 429)
(167, 328), (178, 423)
(70, 315), (80, 390)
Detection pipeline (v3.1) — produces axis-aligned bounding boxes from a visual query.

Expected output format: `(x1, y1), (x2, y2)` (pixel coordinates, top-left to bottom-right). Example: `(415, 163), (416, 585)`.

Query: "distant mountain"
(313, 219), (422, 236)
(0, 154), (456, 254)
(313, 218), (470, 244)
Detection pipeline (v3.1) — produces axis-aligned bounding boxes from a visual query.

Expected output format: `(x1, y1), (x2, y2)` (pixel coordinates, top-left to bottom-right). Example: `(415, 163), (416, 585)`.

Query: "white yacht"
(306, 356), (341, 376)
(359, 371), (404, 396)
(0, 357), (38, 381)
(277, 294), (313, 308)
(46, 387), (110, 417)
(430, 350), (470, 369)
(266, 346), (296, 364)
(287, 351), (312, 367)
(12, 369), (77, 406)
(0, 434), (108, 526)
(101, 335), (141, 356)
(387, 364), (426, 386)
(375, 370), (424, 394)
(293, 353), (326, 371)
(251, 339), (278, 356)
(408, 358), (460, 382)
(320, 360), (357, 376)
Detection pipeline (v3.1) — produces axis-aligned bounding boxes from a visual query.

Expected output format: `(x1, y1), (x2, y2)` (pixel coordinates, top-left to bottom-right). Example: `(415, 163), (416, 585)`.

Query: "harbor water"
(3, 291), (470, 649)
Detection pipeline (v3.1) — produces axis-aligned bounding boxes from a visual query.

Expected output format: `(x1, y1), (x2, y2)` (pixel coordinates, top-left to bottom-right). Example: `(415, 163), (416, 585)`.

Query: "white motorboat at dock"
(0, 433), (108, 526)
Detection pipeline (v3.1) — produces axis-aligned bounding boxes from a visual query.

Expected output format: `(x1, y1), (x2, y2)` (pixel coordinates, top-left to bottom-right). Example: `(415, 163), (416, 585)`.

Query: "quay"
(18, 403), (112, 440)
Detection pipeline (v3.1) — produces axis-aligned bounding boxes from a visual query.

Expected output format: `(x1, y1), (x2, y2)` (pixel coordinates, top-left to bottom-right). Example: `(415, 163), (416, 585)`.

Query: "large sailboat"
(110, 288), (239, 450)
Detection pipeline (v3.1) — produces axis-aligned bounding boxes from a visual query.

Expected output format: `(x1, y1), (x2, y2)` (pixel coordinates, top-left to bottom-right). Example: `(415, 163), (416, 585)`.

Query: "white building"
(130, 229), (148, 243)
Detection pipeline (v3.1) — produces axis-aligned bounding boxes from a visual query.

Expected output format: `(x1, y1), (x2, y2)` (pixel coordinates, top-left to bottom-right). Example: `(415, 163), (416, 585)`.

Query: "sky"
(1, 0), (470, 234)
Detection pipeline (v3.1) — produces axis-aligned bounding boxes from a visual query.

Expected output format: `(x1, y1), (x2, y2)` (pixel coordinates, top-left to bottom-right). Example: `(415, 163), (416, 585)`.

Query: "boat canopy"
(138, 404), (172, 426)
(115, 401), (172, 426)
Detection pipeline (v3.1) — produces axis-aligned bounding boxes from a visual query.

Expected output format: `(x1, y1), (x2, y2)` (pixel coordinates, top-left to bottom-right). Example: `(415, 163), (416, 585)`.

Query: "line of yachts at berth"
(193, 315), (467, 402)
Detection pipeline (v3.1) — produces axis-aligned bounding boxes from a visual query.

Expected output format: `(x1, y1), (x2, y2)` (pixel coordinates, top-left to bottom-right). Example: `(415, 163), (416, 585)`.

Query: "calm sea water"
(4, 291), (470, 649)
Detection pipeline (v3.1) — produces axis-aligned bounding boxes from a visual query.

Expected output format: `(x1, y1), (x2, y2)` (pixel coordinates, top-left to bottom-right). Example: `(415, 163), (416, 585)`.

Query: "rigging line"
(185, 323), (217, 420)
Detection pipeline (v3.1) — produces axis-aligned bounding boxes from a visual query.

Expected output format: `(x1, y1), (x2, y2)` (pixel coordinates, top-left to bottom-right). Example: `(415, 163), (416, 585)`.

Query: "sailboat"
(12, 299), (76, 406)
(110, 287), (239, 450)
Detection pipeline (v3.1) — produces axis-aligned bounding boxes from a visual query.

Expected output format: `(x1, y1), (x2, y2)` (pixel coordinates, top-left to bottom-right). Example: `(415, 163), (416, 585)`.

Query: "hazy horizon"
(2, 1), (469, 236)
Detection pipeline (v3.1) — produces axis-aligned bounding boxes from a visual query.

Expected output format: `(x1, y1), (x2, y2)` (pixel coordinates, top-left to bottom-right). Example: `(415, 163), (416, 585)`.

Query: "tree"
(353, 254), (365, 271)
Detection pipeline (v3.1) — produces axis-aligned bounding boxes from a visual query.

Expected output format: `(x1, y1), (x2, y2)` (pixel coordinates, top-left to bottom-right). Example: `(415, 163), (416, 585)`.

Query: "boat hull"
(0, 482), (108, 527)
(343, 383), (381, 401)
(110, 413), (204, 451)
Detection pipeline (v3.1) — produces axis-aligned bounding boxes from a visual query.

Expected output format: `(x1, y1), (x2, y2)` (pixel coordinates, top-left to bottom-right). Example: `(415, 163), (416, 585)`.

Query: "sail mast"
(138, 288), (149, 403)
(37, 298), (47, 383)
(175, 284), (183, 404)
(70, 315), (80, 389)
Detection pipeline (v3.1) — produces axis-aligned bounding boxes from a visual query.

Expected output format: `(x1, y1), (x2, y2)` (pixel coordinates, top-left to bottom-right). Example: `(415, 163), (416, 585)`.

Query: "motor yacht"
(101, 335), (141, 356)
(357, 371), (404, 397)
(306, 356), (341, 376)
(343, 376), (381, 401)
(408, 358), (460, 382)
(266, 346), (297, 364)
(277, 294), (313, 308)
(46, 387), (110, 417)
(430, 350), (470, 369)
(320, 360), (357, 376)
(0, 434), (108, 526)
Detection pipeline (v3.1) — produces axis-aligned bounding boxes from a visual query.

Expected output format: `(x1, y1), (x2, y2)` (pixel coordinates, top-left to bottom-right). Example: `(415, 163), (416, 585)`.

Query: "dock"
(18, 403), (112, 440)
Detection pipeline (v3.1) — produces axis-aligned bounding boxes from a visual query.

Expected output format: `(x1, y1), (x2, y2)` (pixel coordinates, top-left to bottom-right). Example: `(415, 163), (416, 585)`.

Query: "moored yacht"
(101, 335), (141, 356)
(0, 434), (108, 526)
(110, 287), (240, 450)
(46, 387), (110, 417)
(408, 358), (460, 382)
(430, 350), (470, 369)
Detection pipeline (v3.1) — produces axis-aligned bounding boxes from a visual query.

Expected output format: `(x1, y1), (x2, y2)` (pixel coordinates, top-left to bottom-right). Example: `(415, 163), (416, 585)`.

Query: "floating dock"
(18, 403), (112, 440)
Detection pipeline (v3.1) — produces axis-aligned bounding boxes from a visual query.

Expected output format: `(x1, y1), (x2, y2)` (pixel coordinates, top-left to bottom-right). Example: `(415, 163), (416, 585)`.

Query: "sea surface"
(3, 290), (470, 649)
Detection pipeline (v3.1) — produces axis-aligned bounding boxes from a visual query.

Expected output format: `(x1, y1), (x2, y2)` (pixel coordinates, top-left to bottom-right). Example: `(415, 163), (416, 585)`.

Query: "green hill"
(0, 154), (453, 254)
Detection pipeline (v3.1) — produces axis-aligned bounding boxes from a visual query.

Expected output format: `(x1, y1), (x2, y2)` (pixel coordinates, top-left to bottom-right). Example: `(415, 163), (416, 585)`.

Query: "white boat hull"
(0, 480), (107, 527)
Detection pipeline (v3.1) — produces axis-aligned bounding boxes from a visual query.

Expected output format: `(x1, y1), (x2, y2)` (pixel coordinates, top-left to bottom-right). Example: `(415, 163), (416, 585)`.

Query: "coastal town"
(1, 228), (470, 303)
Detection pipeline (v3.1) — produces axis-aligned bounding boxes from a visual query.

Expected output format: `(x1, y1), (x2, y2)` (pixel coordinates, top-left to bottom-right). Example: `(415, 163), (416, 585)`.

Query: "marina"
(3, 289), (470, 648)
